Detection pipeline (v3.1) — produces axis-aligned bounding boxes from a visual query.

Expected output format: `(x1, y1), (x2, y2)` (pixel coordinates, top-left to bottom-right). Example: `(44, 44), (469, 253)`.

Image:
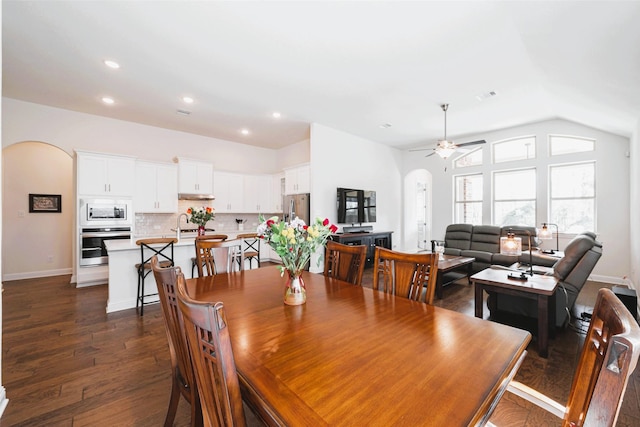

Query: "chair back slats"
(195, 239), (244, 277)
(236, 233), (261, 269)
(565, 288), (640, 427)
(372, 247), (439, 305)
(137, 237), (177, 267)
(176, 273), (247, 427)
(324, 240), (367, 286)
(150, 256), (202, 426)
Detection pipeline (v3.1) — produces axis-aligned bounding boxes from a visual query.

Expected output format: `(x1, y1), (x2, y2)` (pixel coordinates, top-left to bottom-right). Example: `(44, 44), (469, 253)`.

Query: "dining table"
(185, 267), (532, 426)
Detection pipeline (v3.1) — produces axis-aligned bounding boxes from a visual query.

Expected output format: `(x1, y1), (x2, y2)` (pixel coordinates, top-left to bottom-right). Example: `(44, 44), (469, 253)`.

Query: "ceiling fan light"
(436, 146), (456, 159)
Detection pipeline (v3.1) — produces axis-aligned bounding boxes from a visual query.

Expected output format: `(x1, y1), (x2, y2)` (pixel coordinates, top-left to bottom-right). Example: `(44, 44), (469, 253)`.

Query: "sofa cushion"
(469, 225), (501, 253)
(491, 253), (520, 267)
(461, 250), (493, 264)
(444, 224), (473, 251)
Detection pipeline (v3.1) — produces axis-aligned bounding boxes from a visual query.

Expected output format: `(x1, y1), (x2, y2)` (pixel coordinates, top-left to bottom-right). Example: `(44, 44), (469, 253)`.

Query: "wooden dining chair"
(191, 234), (228, 277)
(150, 256), (203, 427)
(236, 233), (261, 270)
(323, 240), (367, 286)
(175, 273), (248, 427)
(372, 247), (439, 304)
(195, 238), (244, 277)
(135, 237), (177, 315)
(489, 288), (640, 427)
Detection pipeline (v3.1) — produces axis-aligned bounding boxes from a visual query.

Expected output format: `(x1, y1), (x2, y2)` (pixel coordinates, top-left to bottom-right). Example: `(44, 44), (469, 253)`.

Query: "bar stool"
(236, 233), (260, 270)
(135, 237), (177, 316)
(191, 234), (227, 277)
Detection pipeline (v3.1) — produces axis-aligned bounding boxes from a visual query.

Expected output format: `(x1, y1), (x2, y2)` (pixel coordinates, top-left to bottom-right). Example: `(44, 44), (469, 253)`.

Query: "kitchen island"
(104, 231), (247, 313)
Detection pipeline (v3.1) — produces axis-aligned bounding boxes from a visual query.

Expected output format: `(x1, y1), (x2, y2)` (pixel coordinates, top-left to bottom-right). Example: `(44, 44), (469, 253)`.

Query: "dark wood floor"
(2, 267), (640, 426)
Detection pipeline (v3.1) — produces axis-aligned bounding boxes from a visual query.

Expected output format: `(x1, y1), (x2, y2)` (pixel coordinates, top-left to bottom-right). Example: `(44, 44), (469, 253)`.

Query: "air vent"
(476, 91), (497, 101)
(176, 109), (191, 116)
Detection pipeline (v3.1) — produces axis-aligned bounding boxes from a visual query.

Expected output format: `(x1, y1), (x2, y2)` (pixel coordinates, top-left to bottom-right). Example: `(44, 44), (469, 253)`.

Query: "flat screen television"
(336, 188), (376, 224)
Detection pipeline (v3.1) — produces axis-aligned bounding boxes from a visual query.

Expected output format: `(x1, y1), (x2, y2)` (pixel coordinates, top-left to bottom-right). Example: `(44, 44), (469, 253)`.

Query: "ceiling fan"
(411, 104), (486, 159)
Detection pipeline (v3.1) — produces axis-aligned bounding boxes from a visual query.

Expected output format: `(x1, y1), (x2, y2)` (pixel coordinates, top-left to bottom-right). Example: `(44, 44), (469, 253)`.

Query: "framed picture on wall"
(29, 193), (62, 213)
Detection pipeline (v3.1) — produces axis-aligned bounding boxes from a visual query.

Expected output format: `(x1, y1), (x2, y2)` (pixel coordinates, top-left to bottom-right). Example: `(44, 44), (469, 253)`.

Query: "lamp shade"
(538, 224), (552, 240)
(500, 234), (522, 256)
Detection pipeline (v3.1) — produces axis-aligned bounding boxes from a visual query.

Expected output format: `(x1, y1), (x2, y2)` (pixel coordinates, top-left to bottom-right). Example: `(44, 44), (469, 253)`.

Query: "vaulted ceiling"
(3, 1), (640, 150)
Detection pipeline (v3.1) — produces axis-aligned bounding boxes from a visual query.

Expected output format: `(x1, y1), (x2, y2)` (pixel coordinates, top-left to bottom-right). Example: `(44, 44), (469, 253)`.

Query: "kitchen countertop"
(105, 229), (250, 252)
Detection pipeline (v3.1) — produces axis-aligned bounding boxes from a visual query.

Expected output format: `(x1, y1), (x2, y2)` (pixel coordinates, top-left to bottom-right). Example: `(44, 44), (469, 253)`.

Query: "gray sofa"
(487, 232), (603, 327)
(434, 223), (557, 274)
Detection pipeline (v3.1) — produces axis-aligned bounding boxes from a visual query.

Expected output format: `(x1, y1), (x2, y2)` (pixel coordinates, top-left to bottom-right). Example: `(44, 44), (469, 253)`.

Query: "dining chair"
(236, 233), (261, 270)
(191, 234), (228, 277)
(372, 247), (439, 304)
(175, 273), (248, 427)
(135, 237), (177, 316)
(489, 288), (640, 427)
(323, 240), (367, 286)
(150, 256), (203, 427)
(195, 238), (244, 277)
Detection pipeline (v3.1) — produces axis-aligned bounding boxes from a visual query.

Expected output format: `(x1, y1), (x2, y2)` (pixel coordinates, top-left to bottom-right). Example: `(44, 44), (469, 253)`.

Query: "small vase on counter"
(197, 225), (206, 236)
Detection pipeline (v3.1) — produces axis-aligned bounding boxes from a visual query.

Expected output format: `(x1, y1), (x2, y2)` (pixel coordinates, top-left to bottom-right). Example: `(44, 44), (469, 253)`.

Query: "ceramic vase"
(197, 225), (206, 236)
(284, 272), (306, 305)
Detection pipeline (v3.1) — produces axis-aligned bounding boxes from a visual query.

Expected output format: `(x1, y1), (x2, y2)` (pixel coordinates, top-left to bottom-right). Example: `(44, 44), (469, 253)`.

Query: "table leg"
(537, 294), (549, 358)
(436, 273), (444, 299)
(474, 281), (483, 319)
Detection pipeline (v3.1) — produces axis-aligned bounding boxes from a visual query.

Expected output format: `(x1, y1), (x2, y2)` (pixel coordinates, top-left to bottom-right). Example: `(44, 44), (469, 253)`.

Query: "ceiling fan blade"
(455, 139), (486, 148)
(424, 152), (436, 158)
(409, 147), (434, 152)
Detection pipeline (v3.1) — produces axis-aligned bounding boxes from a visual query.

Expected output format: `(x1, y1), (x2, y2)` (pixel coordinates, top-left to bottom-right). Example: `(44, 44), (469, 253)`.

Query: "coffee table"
(435, 254), (475, 299)
(471, 267), (559, 357)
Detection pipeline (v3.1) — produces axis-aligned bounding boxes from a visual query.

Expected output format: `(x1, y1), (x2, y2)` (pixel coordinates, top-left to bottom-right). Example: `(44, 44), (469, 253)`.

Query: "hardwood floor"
(2, 268), (640, 426)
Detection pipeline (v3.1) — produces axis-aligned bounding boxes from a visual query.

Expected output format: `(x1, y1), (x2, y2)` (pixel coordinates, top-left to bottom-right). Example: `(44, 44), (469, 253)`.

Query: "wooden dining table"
(185, 267), (532, 426)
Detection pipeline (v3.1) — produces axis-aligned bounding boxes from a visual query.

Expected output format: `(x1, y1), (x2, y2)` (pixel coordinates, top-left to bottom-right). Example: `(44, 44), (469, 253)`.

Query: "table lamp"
(539, 223), (559, 254)
(500, 228), (533, 280)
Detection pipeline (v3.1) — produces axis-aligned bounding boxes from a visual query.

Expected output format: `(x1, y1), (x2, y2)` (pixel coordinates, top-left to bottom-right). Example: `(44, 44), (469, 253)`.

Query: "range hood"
(178, 193), (215, 201)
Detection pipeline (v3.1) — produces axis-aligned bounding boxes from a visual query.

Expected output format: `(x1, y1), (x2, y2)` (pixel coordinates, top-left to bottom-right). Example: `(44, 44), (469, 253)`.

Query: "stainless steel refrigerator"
(284, 193), (310, 225)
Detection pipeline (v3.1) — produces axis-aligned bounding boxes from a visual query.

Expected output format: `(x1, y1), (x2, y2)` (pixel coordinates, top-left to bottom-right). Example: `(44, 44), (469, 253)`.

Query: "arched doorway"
(2, 141), (74, 281)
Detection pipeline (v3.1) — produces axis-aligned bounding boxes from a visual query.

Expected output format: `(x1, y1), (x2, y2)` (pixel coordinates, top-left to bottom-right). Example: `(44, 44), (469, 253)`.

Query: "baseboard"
(589, 274), (633, 287)
(2, 268), (72, 282)
(0, 386), (8, 418)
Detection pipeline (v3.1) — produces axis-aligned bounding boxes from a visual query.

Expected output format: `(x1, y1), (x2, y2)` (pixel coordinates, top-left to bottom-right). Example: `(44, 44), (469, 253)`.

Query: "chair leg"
(163, 376), (182, 427)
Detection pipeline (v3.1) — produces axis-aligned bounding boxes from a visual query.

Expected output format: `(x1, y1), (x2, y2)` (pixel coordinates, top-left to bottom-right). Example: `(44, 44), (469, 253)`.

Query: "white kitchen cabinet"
(213, 171), (244, 212)
(177, 158), (214, 195)
(243, 174), (272, 213)
(284, 164), (310, 195)
(135, 161), (178, 213)
(271, 173), (284, 212)
(77, 152), (136, 197)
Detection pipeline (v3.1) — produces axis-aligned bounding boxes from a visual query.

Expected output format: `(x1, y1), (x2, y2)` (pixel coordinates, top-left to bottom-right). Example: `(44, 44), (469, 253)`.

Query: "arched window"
(454, 146), (483, 168)
(493, 136), (536, 163)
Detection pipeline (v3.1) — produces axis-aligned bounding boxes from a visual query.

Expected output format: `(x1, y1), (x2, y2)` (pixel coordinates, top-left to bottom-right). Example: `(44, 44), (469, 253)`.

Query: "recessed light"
(103, 60), (120, 69)
(240, 129), (250, 135)
(101, 97), (115, 105)
(379, 123), (392, 129)
(182, 96), (194, 104)
(272, 112), (281, 119)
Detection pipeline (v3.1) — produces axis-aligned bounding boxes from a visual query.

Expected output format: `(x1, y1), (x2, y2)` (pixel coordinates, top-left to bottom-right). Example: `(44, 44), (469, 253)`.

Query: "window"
(493, 168), (536, 226)
(549, 162), (595, 232)
(549, 135), (595, 156)
(454, 147), (483, 168)
(493, 136), (536, 163)
(454, 174), (482, 224)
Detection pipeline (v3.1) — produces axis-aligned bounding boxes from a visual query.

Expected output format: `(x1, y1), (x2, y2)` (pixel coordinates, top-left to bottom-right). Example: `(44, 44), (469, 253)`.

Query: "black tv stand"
(343, 225), (373, 233)
(330, 231), (393, 267)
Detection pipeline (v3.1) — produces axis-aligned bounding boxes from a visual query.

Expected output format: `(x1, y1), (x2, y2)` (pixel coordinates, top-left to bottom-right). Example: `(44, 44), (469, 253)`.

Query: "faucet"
(176, 213), (189, 240)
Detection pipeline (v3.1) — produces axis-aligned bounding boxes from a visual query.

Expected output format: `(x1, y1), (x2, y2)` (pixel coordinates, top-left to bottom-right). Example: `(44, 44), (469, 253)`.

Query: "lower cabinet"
(329, 231), (393, 267)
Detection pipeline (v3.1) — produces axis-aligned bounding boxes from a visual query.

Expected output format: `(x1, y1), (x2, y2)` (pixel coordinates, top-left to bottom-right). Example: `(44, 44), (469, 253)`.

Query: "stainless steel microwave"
(79, 199), (133, 226)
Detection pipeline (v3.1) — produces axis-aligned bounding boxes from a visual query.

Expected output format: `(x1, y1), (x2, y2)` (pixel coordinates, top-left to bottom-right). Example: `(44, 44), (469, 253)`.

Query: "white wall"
(630, 118), (640, 288)
(309, 123), (404, 267)
(2, 142), (73, 279)
(1, 98), (291, 173)
(404, 118), (631, 283)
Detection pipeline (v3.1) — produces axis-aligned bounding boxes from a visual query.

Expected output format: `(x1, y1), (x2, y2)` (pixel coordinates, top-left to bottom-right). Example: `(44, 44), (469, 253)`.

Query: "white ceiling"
(3, 1), (640, 150)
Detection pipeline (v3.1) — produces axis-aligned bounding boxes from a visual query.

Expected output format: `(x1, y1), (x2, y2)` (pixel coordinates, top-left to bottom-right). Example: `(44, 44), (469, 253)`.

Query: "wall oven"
(80, 226), (132, 266)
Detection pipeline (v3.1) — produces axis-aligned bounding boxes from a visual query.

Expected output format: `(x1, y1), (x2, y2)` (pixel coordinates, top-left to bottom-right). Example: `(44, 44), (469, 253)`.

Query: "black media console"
(329, 231), (393, 267)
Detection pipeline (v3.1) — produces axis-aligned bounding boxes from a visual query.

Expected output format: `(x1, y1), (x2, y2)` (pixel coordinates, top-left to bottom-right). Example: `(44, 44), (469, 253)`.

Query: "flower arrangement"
(257, 215), (338, 276)
(187, 206), (214, 227)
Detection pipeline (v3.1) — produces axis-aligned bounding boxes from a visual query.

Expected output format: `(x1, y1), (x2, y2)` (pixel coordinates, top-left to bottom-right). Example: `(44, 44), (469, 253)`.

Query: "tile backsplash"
(134, 200), (280, 237)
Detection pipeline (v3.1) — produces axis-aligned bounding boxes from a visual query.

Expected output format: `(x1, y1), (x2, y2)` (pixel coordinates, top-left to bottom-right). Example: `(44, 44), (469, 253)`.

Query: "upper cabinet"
(77, 151), (136, 197)
(213, 171), (244, 213)
(243, 175), (272, 213)
(177, 158), (214, 195)
(135, 161), (178, 213)
(284, 164), (310, 195)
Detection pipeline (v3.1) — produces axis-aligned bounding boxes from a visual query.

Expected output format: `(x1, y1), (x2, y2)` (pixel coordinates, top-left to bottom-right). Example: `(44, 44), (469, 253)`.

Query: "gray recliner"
(488, 232), (603, 328)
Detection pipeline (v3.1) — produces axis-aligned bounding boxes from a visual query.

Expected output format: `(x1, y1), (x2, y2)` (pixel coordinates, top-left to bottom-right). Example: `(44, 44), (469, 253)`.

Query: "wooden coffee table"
(435, 254), (475, 299)
(471, 267), (559, 357)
